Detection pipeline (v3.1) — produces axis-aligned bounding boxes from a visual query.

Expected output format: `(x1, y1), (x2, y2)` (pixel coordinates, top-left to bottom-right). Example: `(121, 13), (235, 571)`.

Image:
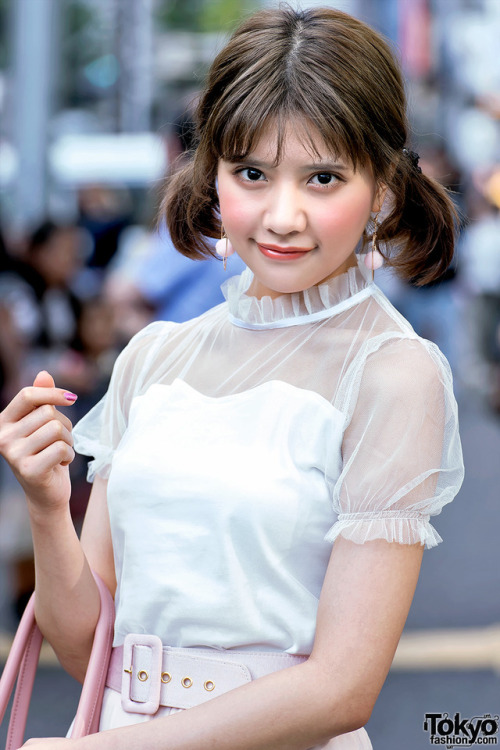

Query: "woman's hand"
(0, 370), (78, 518)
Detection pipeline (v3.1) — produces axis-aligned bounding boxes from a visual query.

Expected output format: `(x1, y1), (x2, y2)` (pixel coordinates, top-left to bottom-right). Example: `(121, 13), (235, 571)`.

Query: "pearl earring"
(364, 212), (383, 281)
(215, 226), (235, 271)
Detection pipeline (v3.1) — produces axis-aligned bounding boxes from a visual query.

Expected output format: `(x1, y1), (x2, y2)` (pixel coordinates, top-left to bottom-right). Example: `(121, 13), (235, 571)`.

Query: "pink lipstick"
(256, 243), (313, 261)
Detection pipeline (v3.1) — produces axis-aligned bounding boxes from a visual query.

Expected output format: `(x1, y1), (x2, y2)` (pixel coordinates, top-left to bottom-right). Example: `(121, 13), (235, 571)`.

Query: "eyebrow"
(228, 157), (350, 172)
(303, 162), (350, 172)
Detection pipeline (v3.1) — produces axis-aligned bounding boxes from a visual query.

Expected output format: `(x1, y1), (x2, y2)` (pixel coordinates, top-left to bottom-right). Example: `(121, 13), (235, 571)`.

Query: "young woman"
(0, 7), (464, 749)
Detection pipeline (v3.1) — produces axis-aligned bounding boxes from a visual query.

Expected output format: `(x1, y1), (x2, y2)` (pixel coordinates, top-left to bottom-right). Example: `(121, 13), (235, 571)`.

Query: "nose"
(263, 182), (307, 236)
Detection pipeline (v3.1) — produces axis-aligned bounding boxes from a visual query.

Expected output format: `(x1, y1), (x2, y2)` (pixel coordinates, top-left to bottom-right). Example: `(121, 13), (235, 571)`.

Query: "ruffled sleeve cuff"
(72, 400), (115, 483)
(324, 510), (443, 549)
(84, 453), (113, 483)
(73, 429), (114, 482)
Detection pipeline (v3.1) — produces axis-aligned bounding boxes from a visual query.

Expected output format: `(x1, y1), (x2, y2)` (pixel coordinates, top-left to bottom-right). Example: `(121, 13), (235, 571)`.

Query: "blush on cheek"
(322, 197), (372, 239)
(219, 190), (252, 230)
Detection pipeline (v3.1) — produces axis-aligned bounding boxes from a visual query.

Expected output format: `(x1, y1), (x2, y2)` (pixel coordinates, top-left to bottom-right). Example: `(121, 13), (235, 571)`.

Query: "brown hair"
(161, 6), (456, 285)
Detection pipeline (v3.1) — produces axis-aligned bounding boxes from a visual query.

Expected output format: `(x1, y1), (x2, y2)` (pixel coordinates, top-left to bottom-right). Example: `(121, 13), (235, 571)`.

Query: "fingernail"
(64, 392), (78, 402)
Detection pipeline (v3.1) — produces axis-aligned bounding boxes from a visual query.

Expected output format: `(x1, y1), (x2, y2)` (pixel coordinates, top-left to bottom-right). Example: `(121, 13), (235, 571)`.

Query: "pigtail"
(380, 156), (458, 286)
(160, 156), (220, 260)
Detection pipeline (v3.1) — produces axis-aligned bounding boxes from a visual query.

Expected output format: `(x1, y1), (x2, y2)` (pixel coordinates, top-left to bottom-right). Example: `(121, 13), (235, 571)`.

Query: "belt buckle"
(121, 633), (163, 715)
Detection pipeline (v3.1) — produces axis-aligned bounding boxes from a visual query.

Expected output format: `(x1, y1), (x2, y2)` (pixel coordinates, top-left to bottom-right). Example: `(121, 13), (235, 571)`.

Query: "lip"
(256, 242), (314, 261)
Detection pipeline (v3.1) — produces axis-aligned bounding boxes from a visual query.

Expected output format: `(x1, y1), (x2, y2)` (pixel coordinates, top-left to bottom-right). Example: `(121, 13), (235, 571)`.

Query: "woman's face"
(217, 122), (385, 299)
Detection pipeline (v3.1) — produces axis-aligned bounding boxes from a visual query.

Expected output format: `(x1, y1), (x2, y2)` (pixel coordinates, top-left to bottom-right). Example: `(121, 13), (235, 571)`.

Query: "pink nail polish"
(64, 392), (78, 402)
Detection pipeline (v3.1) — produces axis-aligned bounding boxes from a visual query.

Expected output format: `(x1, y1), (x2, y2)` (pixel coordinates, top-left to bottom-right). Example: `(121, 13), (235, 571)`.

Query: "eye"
(309, 172), (340, 187)
(236, 167), (265, 182)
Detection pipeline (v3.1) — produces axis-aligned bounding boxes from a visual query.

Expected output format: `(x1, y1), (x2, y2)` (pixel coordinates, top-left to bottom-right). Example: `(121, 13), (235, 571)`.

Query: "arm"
(33, 474), (115, 682)
(69, 537), (422, 750)
(0, 371), (115, 682)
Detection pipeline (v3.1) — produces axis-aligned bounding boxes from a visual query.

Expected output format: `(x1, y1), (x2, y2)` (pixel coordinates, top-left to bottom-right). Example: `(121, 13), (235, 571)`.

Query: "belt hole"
(181, 676), (193, 688)
(204, 680), (215, 692)
(138, 670), (149, 682)
(161, 671), (171, 684)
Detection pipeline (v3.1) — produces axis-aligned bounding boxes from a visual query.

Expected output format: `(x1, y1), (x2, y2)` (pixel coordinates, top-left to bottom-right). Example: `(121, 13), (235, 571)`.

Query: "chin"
(265, 277), (319, 297)
(275, 280), (315, 294)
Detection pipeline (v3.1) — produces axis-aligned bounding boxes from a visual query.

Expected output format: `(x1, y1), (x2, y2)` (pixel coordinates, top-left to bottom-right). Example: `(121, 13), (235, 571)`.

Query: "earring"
(215, 226), (235, 271)
(364, 212), (384, 281)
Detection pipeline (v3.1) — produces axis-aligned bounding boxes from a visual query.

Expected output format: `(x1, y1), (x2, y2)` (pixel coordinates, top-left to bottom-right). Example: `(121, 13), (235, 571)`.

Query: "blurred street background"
(0, 0), (499, 747)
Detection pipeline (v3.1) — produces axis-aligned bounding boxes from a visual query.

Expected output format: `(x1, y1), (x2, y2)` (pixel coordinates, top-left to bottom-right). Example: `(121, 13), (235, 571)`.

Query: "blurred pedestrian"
(1, 220), (84, 383)
(0, 220), (85, 619)
(0, 227), (33, 621)
(0, 226), (23, 407)
(460, 166), (500, 411)
(123, 223), (246, 324)
(77, 185), (132, 273)
(102, 102), (246, 326)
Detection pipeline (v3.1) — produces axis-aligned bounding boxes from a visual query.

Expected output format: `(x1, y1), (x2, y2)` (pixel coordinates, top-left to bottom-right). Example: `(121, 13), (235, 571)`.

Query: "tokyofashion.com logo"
(424, 713), (499, 746)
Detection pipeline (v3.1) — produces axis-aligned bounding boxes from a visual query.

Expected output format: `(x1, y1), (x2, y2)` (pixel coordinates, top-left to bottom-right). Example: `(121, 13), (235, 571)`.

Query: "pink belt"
(106, 634), (307, 715)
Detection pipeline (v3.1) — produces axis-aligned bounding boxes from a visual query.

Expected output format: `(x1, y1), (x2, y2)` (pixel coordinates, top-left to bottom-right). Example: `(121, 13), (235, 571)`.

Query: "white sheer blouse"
(73, 258), (464, 654)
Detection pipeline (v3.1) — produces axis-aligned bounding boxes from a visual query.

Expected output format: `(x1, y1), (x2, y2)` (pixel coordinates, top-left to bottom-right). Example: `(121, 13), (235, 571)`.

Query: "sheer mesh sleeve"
(325, 337), (464, 548)
(72, 321), (174, 481)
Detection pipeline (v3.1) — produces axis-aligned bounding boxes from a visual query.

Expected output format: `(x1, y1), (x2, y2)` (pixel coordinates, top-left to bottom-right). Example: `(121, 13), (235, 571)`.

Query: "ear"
(372, 182), (388, 214)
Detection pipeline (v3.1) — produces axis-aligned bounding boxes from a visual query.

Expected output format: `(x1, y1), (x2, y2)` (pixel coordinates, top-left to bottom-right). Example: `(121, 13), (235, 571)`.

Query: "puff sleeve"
(72, 321), (174, 481)
(325, 336), (464, 548)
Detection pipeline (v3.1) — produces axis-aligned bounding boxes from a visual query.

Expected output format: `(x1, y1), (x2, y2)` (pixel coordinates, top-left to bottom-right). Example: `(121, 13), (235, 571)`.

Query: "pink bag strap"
(0, 596), (43, 750)
(0, 572), (115, 749)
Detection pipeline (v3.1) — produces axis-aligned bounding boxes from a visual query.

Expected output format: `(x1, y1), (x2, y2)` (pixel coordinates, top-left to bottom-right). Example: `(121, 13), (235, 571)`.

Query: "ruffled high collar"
(221, 256), (374, 329)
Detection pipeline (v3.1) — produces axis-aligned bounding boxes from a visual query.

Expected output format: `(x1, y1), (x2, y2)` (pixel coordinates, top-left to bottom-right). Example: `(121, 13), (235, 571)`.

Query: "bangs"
(195, 5), (395, 180)
(211, 80), (370, 171)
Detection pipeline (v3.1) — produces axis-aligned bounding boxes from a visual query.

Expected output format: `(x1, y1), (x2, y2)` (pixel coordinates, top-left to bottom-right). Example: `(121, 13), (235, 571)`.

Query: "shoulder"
(358, 335), (454, 417)
(111, 320), (178, 381)
(114, 303), (226, 378)
(351, 284), (453, 389)
(126, 319), (178, 348)
(369, 334), (448, 378)
(125, 301), (226, 346)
